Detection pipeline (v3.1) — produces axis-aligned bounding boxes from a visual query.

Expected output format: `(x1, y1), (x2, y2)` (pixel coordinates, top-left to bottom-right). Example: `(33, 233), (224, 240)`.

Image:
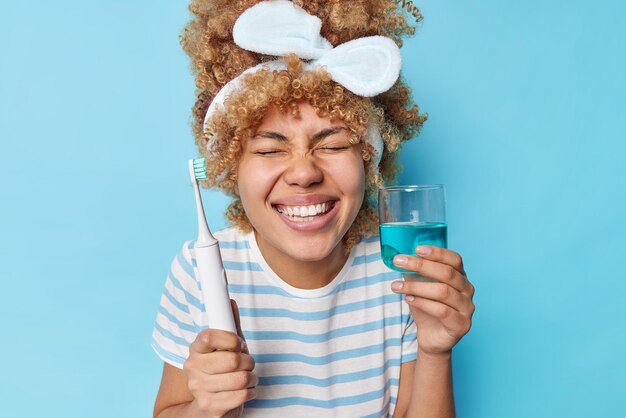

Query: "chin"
(281, 234), (341, 262)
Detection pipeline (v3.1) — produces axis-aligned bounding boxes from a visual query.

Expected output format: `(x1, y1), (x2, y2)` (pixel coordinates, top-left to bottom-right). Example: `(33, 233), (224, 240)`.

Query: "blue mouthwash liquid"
(379, 222), (448, 273)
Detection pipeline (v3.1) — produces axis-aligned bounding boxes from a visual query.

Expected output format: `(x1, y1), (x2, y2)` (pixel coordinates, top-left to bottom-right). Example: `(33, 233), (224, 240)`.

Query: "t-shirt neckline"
(245, 230), (356, 299)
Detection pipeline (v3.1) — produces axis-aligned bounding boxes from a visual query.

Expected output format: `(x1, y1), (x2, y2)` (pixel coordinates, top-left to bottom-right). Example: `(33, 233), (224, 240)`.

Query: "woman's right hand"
(183, 303), (257, 418)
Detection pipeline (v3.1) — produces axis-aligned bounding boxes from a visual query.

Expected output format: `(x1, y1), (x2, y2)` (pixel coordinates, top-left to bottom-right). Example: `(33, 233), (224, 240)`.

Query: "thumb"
(230, 299), (245, 342)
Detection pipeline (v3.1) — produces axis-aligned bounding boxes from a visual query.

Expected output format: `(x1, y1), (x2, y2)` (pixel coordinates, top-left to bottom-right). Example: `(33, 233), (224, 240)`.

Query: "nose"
(282, 154), (323, 188)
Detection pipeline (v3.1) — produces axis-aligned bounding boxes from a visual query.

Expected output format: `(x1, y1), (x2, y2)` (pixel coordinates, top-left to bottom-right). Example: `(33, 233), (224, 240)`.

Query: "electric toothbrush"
(188, 158), (237, 334)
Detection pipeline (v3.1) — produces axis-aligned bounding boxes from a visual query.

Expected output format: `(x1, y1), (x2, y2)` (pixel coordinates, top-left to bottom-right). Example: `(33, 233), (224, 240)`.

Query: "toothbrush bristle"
(193, 158), (208, 181)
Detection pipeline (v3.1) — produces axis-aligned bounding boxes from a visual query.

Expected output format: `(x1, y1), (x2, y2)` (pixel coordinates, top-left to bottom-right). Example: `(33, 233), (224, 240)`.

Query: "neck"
(254, 231), (348, 289)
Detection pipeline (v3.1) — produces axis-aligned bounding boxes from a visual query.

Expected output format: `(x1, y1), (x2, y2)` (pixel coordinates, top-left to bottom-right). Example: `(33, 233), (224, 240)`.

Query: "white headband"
(203, 0), (403, 167)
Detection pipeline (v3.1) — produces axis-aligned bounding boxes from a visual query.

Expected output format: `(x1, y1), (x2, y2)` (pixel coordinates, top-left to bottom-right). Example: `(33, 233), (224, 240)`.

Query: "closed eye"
(318, 146), (350, 151)
(254, 150), (283, 155)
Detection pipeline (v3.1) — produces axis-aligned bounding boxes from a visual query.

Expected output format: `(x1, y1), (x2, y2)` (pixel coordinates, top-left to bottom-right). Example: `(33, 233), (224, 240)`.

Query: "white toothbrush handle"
(195, 243), (238, 334)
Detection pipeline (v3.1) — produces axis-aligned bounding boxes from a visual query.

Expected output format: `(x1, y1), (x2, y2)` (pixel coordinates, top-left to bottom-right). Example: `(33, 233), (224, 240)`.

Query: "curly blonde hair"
(181, 0), (427, 250)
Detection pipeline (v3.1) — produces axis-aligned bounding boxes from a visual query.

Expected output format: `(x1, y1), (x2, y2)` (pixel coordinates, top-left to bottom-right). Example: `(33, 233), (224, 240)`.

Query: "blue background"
(1, 1), (624, 417)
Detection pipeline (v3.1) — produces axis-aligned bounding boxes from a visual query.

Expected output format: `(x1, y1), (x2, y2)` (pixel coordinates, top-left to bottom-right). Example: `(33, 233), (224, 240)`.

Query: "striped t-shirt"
(152, 226), (417, 417)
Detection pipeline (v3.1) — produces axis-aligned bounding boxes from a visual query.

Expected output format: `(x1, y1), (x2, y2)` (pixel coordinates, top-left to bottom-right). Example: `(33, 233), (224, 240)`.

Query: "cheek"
(326, 155), (366, 199)
(237, 158), (282, 204)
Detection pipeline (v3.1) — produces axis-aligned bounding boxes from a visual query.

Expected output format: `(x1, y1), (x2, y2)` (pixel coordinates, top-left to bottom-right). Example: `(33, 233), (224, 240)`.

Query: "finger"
(231, 299), (246, 343)
(414, 246), (465, 275)
(189, 369), (258, 393)
(391, 281), (472, 314)
(405, 296), (472, 338)
(190, 328), (244, 355)
(205, 387), (257, 412)
(394, 254), (469, 294)
(197, 351), (256, 375)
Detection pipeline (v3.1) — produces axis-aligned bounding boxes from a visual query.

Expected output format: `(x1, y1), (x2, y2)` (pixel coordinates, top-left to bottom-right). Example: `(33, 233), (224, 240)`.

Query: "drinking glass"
(378, 185), (447, 281)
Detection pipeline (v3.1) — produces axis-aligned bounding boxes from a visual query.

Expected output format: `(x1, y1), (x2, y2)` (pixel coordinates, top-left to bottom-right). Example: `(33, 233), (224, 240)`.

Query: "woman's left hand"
(391, 246), (475, 358)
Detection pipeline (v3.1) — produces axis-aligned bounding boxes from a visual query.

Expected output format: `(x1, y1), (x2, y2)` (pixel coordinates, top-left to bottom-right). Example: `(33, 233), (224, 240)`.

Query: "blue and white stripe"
(152, 227), (417, 418)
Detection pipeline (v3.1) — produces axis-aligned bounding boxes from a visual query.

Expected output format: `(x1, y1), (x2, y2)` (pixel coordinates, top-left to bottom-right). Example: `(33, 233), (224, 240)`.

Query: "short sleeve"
(151, 240), (203, 369)
(400, 298), (418, 363)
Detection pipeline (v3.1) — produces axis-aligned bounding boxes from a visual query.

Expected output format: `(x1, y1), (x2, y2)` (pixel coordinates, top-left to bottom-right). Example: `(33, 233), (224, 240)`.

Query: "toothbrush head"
(189, 158), (208, 183)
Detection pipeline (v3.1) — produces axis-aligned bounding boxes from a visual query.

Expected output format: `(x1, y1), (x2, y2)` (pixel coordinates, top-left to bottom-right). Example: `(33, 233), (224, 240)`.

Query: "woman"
(152, 1), (475, 417)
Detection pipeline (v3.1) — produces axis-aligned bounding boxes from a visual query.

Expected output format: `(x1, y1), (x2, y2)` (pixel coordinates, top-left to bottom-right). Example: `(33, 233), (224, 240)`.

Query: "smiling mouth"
(273, 201), (337, 222)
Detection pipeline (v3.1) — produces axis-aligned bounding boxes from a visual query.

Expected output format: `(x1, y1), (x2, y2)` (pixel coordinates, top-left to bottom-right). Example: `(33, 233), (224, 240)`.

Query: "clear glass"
(378, 185), (447, 281)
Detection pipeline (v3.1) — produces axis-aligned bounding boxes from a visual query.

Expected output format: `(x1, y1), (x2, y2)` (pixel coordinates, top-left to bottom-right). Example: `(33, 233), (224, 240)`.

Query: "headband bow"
(204, 0), (404, 167)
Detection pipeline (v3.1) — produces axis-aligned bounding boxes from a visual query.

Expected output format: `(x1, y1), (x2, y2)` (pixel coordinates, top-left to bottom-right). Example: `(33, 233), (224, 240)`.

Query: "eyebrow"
(253, 126), (347, 143)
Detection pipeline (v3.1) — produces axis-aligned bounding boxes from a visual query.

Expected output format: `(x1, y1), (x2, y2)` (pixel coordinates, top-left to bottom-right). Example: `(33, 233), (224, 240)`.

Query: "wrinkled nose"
(283, 155), (323, 188)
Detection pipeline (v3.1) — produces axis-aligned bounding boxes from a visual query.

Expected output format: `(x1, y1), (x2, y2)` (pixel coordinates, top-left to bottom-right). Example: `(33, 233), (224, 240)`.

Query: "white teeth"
(275, 201), (334, 221)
